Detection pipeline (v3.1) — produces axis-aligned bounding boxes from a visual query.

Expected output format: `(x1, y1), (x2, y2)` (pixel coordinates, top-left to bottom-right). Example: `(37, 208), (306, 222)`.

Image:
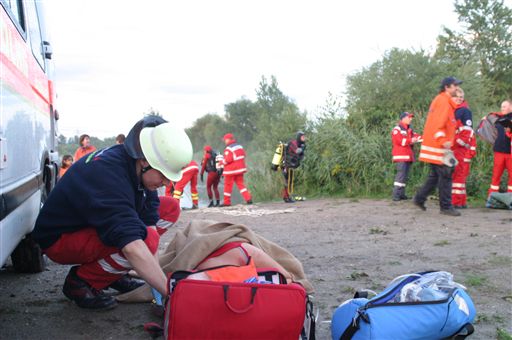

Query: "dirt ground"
(0, 198), (510, 340)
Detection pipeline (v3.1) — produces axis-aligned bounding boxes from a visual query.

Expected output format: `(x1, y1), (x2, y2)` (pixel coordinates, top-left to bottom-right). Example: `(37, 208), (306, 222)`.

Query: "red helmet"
(223, 133), (234, 141)
(204, 145), (212, 152)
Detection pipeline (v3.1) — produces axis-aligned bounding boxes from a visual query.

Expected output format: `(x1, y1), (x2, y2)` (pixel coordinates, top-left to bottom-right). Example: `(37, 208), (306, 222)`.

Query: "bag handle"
(445, 323), (475, 340)
(223, 285), (257, 314)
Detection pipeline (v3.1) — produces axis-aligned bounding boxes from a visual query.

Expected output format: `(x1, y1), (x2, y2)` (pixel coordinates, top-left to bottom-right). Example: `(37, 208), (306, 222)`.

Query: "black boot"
(108, 275), (145, 293)
(208, 200), (214, 208)
(215, 200), (220, 207)
(62, 266), (117, 310)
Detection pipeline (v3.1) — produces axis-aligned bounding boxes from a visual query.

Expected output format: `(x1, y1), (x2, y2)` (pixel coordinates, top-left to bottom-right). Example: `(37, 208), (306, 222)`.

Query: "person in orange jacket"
(166, 160), (200, 209)
(413, 77), (461, 216)
(391, 112), (422, 201)
(58, 155), (73, 179)
(221, 133), (252, 206)
(451, 88), (477, 208)
(73, 134), (97, 161)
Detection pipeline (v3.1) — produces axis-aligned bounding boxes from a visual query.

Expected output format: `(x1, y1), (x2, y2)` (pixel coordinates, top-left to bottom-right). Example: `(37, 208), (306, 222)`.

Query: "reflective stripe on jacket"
(391, 123), (420, 162)
(222, 143), (247, 176)
(419, 92), (457, 164)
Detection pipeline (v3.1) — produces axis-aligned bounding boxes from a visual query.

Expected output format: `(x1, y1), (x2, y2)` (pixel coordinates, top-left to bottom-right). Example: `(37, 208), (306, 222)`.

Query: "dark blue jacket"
(33, 144), (159, 249)
(455, 106), (473, 128)
(494, 113), (512, 154)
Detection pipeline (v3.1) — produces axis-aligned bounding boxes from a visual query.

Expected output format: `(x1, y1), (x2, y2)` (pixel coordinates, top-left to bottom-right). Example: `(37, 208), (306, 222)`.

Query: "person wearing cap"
(413, 77), (462, 216)
(282, 131), (306, 203)
(391, 112), (422, 201)
(170, 160), (200, 209)
(488, 99), (512, 196)
(73, 134), (96, 162)
(32, 115), (192, 310)
(451, 88), (477, 208)
(221, 133), (252, 206)
(200, 145), (221, 207)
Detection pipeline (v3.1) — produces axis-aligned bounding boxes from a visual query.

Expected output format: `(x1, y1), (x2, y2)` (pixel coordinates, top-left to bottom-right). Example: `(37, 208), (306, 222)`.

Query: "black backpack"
(206, 151), (217, 172)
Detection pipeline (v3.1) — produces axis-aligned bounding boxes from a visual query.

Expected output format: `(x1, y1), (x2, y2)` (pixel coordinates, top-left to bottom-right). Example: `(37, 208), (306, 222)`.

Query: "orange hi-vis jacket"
(73, 145), (96, 162)
(419, 92), (458, 165)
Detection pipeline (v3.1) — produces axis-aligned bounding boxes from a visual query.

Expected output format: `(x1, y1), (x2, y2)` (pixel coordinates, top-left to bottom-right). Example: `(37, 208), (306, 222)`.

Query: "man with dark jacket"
(282, 131), (306, 203)
(488, 99), (512, 196)
(33, 116), (192, 310)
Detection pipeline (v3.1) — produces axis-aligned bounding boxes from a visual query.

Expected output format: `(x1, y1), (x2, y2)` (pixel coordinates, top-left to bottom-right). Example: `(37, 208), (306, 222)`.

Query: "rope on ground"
(186, 205), (296, 217)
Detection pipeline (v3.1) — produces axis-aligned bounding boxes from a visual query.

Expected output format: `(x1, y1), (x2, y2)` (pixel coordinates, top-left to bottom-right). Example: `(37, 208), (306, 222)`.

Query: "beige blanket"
(117, 220), (314, 302)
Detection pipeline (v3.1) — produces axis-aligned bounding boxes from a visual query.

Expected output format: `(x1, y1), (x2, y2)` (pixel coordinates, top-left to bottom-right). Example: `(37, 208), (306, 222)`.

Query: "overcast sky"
(43, 0), (503, 139)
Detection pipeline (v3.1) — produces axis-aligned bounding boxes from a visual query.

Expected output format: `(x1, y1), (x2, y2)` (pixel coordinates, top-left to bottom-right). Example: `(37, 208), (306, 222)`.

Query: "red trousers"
(488, 152), (512, 196)
(206, 171), (220, 200)
(452, 156), (470, 206)
(173, 170), (199, 205)
(46, 227), (159, 289)
(44, 197), (180, 289)
(223, 174), (251, 205)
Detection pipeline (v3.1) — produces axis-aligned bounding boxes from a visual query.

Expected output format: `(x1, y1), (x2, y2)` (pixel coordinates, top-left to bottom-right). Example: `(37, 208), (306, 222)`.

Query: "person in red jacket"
(73, 134), (96, 161)
(413, 77), (461, 216)
(201, 145), (221, 207)
(221, 133), (252, 206)
(451, 89), (477, 208)
(168, 160), (200, 209)
(391, 112), (422, 201)
(488, 99), (512, 196)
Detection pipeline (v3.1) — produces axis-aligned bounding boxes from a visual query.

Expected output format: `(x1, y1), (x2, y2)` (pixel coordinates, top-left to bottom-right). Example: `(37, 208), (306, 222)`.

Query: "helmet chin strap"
(141, 164), (153, 174)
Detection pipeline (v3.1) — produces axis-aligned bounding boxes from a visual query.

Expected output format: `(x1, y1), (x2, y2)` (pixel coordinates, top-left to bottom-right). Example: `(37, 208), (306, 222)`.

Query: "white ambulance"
(0, 0), (59, 272)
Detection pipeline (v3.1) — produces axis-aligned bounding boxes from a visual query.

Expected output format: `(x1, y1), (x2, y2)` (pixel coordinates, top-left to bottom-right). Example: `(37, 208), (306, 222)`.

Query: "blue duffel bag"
(331, 271), (476, 340)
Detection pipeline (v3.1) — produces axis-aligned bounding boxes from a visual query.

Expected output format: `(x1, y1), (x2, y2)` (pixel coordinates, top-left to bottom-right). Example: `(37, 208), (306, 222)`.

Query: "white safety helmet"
(139, 123), (193, 182)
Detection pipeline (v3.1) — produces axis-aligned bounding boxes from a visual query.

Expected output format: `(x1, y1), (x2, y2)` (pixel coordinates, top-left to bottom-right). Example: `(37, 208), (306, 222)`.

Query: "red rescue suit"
(391, 123), (421, 163)
(222, 141), (251, 205)
(167, 161), (199, 206)
(451, 102), (477, 207)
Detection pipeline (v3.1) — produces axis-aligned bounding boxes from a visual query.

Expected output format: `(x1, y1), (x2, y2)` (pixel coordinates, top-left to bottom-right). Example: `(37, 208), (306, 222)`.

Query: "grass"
(488, 255), (511, 266)
(348, 271), (369, 280)
(434, 240), (450, 246)
(497, 328), (512, 340)
(464, 274), (487, 287)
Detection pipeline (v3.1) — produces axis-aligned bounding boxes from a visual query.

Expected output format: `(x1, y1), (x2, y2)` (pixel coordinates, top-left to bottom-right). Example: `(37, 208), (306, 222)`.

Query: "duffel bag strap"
(445, 323), (475, 340)
(340, 310), (369, 340)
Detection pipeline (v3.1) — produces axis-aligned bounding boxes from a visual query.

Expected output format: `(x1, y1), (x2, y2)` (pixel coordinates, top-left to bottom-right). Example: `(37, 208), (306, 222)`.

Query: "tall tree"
(185, 113), (228, 154)
(224, 97), (259, 145)
(345, 48), (489, 131)
(253, 76), (307, 150)
(435, 0), (512, 102)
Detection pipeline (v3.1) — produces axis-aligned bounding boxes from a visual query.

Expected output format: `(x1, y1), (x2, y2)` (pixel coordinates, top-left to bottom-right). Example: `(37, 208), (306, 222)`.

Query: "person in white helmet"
(33, 115), (193, 310)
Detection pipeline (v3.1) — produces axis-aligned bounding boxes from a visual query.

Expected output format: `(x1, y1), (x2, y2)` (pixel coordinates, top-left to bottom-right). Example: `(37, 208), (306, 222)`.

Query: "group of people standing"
(391, 76), (512, 216)
(166, 133), (253, 208)
(167, 131), (308, 208)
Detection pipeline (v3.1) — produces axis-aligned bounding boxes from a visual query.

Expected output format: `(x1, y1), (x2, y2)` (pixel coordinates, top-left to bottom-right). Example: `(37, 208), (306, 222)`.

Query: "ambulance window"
(25, 0), (44, 70)
(2, 0), (25, 31)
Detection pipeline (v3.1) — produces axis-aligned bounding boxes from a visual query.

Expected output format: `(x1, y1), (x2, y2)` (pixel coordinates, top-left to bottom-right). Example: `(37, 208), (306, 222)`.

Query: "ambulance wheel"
(11, 235), (46, 273)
